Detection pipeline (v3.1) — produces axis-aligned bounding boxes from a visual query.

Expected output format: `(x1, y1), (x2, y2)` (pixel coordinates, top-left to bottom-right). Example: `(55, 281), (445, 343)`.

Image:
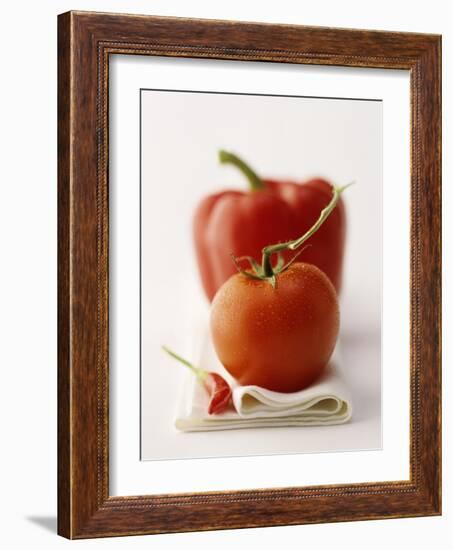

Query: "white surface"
(1, 1), (451, 549)
(110, 54), (409, 494)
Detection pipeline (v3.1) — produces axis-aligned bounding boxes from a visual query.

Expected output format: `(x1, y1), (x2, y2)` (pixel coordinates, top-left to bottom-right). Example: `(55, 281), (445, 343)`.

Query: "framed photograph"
(58, 11), (441, 538)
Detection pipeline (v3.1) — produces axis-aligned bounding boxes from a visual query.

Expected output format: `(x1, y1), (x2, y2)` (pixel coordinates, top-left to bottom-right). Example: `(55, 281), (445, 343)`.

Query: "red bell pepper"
(193, 151), (347, 301)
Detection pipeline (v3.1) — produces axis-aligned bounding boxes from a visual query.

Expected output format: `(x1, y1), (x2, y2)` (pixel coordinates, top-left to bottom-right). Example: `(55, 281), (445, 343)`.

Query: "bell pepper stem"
(219, 150), (265, 191)
(261, 183), (353, 278)
(162, 346), (207, 381)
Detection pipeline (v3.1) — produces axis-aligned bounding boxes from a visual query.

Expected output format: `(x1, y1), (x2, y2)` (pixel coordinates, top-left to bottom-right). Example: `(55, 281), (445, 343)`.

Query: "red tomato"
(210, 262), (339, 393)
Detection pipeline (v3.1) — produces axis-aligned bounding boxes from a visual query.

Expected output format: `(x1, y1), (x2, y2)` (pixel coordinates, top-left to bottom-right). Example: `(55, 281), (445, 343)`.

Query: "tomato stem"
(261, 183), (353, 278)
(161, 346), (207, 381)
(219, 150), (265, 192)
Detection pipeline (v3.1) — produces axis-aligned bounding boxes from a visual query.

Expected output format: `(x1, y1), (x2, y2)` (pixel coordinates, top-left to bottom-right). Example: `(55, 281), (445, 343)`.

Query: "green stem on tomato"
(219, 150), (265, 192)
(161, 346), (207, 381)
(261, 183), (353, 278)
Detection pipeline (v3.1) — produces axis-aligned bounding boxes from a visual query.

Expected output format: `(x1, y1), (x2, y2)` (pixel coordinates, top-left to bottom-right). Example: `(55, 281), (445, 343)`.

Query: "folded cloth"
(175, 329), (352, 432)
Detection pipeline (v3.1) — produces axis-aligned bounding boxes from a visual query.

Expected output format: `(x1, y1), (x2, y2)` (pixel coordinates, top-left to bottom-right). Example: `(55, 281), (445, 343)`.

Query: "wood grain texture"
(57, 10), (441, 539)
(57, 11), (72, 538)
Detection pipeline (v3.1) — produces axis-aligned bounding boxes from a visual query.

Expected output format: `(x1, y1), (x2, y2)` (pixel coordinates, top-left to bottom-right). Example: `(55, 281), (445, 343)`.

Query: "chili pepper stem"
(261, 182), (354, 279)
(219, 150), (265, 192)
(161, 346), (208, 381)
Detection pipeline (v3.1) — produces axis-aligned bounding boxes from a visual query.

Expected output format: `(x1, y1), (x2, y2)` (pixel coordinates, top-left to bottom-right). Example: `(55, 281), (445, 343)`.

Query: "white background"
(110, 58), (413, 493)
(111, 60), (407, 493)
(0, 0), (450, 548)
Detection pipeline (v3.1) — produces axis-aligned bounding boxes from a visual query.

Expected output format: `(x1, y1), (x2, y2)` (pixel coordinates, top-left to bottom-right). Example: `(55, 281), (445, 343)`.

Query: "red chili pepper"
(202, 371), (232, 414)
(193, 150), (347, 301)
(162, 346), (232, 414)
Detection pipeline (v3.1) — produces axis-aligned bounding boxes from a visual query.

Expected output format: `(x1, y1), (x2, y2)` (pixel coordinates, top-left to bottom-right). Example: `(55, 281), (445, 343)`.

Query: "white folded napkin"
(175, 328), (352, 432)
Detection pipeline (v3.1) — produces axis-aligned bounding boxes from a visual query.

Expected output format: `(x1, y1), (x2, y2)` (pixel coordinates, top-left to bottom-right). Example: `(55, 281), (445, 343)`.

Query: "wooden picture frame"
(58, 10), (441, 539)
